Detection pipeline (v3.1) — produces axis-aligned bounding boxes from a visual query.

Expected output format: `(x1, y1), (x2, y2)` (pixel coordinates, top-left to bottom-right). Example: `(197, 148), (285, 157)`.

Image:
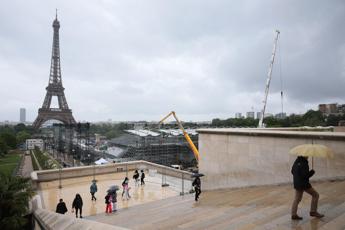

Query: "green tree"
(16, 131), (30, 145)
(0, 133), (17, 149)
(326, 114), (343, 126)
(105, 130), (120, 139)
(0, 138), (8, 156)
(302, 110), (325, 126)
(287, 114), (304, 127)
(264, 117), (281, 127)
(0, 174), (34, 230)
(13, 123), (26, 133)
(211, 118), (221, 127)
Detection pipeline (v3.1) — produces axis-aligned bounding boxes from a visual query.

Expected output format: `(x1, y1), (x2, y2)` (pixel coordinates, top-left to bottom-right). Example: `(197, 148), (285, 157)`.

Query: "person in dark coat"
(56, 198), (68, 214)
(133, 170), (140, 186)
(192, 176), (201, 201)
(291, 156), (324, 220)
(140, 170), (145, 185)
(72, 193), (83, 218)
(90, 181), (98, 201)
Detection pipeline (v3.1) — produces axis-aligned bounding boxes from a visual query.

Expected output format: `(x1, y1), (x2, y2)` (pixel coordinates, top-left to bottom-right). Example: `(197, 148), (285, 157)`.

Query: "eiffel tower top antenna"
(56, 8), (58, 20)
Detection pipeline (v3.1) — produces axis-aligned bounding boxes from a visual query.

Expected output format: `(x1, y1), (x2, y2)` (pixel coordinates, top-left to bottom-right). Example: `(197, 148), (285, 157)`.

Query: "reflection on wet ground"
(38, 170), (191, 217)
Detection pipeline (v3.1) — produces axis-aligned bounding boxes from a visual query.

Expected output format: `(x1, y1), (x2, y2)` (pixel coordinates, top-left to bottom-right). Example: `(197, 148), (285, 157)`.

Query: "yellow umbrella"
(290, 144), (334, 168)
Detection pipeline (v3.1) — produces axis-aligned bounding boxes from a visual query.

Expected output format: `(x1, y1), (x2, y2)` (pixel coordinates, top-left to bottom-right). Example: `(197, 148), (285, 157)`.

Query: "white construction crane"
(258, 30), (280, 128)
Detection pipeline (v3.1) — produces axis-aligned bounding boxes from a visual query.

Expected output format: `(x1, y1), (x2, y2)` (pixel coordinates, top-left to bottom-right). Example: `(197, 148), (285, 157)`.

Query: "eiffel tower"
(33, 13), (76, 129)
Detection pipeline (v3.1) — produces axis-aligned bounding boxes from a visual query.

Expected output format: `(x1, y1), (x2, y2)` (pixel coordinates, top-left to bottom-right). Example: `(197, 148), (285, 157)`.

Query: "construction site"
(109, 128), (198, 168)
(38, 112), (200, 170)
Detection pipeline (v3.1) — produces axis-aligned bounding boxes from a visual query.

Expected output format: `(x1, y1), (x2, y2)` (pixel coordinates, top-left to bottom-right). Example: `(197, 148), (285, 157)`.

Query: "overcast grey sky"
(1, 0), (344, 122)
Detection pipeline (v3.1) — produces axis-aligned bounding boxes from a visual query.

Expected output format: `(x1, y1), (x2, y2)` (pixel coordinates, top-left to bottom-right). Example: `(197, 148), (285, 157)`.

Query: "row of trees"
(0, 124), (34, 229)
(88, 110), (345, 139)
(89, 122), (132, 139)
(0, 124), (33, 156)
(211, 110), (345, 128)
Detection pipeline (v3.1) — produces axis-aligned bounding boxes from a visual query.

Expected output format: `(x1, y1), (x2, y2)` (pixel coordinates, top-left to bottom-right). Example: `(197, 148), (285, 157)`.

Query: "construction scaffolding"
(109, 130), (198, 168)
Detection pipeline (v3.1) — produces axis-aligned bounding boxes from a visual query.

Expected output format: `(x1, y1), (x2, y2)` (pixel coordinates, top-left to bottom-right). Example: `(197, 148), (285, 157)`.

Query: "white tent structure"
(95, 158), (109, 165)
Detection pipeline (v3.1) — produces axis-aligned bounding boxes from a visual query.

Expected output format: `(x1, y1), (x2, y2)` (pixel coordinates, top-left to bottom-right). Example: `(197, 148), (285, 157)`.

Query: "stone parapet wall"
(197, 128), (345, 190)
(31, 160), (193, 184)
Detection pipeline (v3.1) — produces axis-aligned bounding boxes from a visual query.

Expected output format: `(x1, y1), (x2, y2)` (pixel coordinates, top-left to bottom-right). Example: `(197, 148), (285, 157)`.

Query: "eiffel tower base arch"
(33, 109), (76, 129)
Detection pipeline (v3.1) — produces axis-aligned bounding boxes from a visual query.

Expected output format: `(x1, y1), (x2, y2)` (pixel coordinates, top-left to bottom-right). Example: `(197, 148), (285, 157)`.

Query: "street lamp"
(72, 149), (75, 166)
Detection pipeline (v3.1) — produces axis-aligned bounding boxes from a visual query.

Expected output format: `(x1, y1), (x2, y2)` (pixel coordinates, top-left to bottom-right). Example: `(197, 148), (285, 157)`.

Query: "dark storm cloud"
(0, 0), (344, 122)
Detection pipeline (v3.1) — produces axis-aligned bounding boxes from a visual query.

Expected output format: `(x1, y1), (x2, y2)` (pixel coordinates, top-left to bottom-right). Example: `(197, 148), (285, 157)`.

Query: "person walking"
(111, 191), (117, 212)
(56, 198), (68, 214)
(122, 177), (131, 200)
(90, 180), (98, 201)
(133, 170), (140, 186)
(192, 176), (201, 201)
(140, 170), (145, 186)
(105, 193), (112, 213)
(72, 193), (83, 218)
(291, 156), (324, 220)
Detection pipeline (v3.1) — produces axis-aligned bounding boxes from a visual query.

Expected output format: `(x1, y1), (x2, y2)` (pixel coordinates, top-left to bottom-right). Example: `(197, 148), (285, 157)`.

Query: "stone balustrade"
(31, 160), (193, 186)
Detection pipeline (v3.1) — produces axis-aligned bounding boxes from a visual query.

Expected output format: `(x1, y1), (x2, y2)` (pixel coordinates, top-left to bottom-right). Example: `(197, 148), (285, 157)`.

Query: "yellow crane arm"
(159, 111), (200, 162)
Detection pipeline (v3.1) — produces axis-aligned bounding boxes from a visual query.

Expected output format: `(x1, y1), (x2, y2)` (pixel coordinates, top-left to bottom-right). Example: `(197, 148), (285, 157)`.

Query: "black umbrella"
(107, 185), (119, 193)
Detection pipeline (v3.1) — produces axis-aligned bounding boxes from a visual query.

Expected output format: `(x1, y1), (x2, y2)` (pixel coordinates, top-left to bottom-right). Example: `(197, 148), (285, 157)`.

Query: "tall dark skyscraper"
(20, 108), (26, 123)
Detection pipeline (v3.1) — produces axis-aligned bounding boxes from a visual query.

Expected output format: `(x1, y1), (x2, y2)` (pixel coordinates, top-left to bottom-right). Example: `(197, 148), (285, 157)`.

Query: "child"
(105, 193), (112, 213)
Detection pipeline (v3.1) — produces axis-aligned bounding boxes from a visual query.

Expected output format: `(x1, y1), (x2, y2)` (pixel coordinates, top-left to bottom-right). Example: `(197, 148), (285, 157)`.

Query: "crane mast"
(258, 30), (280, 128)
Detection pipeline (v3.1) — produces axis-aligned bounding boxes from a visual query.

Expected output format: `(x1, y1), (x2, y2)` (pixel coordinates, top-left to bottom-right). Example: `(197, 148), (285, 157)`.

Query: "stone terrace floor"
(87, 180), (345, 230)
(37, 170), (192, 217)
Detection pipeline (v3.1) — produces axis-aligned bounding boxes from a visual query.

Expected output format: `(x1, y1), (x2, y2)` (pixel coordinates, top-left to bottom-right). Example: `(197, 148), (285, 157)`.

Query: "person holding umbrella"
(192, 173), (203, 201)
(289, 144), (333, 220)
(107, 185), (119, 212)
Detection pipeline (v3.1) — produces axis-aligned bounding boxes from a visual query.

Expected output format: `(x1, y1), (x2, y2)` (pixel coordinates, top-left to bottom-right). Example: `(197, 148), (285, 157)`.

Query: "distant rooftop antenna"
(258, 30), (280, 128)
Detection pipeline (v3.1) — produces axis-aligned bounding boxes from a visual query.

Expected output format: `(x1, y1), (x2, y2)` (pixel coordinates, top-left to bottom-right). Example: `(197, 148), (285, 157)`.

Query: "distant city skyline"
(0, 104), (332, 124)
(1, 0), (344, 122)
